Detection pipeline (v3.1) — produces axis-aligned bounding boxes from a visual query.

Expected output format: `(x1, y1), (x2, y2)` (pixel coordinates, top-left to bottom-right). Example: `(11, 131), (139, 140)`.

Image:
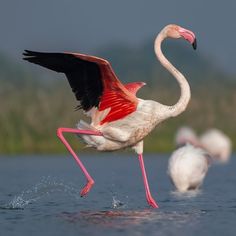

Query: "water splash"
(109, 183), (127, 209)
(5, 176), (81, 209)
(112, 196), (125, 209)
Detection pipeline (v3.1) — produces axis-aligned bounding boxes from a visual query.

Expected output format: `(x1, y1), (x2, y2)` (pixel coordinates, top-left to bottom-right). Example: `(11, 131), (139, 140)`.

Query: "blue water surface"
(0, 153), (236, 236)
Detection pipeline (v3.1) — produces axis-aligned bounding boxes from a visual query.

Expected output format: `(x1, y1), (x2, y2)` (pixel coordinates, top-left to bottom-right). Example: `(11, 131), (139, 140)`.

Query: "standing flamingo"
(23, 24), (197, 208)
(168, 144), (211, 192)
(200, 129), (232, 163)
(171, 127), (211, 192)
(175, 126), (199, 148)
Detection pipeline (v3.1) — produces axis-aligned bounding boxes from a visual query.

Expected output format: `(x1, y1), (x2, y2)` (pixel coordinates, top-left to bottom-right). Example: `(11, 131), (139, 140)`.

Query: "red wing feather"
(99, 89), (137, 125)
(124, 82), (146, 95)
(71, 53), (139, 124)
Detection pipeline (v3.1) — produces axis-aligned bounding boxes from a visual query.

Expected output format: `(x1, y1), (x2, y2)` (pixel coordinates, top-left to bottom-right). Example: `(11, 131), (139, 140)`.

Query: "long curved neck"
(154, 31), (191, 118)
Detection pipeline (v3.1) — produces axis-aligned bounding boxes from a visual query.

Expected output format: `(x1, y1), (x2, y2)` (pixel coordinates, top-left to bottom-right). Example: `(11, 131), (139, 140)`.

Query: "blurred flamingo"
(168, 144), (211, 192)
(200, 129), (232, 163)
(175, 126), (199, 147)
(23, 24), (197, 208)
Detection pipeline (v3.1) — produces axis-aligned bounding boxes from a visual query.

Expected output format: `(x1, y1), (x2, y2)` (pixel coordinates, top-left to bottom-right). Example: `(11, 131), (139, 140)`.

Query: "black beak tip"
(192, 38), (197, 50)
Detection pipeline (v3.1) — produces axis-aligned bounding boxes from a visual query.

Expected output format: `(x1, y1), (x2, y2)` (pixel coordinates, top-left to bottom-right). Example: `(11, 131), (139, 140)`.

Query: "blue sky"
(0, 0), (235, 74)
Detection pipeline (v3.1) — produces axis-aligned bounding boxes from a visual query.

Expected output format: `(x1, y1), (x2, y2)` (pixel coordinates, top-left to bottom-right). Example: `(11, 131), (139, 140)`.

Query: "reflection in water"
(171, 189), (202, 199)
(61, 209), (158, 228)
(60, 208), (202, 230)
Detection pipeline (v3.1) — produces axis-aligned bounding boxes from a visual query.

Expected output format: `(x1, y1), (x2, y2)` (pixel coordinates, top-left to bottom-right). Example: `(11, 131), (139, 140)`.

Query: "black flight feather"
(23, 50), (103, 111)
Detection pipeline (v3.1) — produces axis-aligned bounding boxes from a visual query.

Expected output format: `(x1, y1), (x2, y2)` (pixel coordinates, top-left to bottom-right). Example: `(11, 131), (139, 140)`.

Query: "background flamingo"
(169, 126), (231, 192)
(171, 127), (211, 192)
(23, 24), (197, 208)
(168, 144), (211, 192)
(200, 129), (232, 163)
(175, 126), (199, 148)
(174, 126), (232, 163)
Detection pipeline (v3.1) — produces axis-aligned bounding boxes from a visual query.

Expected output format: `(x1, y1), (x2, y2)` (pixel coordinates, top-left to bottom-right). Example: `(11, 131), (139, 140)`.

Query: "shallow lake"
(0, 153), (236, 236)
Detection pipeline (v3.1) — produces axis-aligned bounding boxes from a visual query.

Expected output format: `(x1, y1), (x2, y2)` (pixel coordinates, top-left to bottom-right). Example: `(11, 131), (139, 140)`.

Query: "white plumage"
(168, 144), (210, 192)
(175, 126), (199, 147)
(200, 129), (232, 163)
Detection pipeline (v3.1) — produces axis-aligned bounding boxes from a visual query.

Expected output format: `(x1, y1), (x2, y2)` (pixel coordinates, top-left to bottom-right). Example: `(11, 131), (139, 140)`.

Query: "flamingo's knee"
(57, 127), (63, 138)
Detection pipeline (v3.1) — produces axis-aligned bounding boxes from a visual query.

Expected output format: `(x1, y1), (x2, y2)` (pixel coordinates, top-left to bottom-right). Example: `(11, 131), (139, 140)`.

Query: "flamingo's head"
(164, 24), (197, 50)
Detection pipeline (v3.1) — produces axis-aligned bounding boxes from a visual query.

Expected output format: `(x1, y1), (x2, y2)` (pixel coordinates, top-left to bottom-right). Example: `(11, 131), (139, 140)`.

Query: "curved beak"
(192, 38), (197, 50)
(178, 27), (197, 50)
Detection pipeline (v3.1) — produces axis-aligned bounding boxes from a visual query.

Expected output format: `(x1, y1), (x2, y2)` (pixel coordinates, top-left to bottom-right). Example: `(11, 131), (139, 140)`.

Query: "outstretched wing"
(23, 50), (139, 124)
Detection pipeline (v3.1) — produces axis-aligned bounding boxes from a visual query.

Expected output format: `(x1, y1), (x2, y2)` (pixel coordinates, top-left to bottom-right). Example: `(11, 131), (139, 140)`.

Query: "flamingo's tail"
(76, 120), (105, 148)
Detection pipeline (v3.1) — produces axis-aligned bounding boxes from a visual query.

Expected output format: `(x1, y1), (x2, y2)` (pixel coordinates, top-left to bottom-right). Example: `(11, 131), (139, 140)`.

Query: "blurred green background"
(0, 0), (235, 154)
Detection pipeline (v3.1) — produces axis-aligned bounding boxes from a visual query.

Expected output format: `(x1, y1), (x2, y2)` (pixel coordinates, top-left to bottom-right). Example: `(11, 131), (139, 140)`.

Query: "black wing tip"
(22, 50), (51, 62)
(22, 50), (67, 59)
(23, 49), (31, 53)
(23, 50), (36, 61)
(192, 38), (197, 50)
(23, 49), (41, 57)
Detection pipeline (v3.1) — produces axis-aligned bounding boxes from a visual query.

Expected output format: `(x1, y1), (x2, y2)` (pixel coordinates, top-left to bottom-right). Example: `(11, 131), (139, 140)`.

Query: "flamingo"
(168, 144), (211, 192)
(175, 126), (199, 147)
(171, 127), (211, 192)
(200, 129), (232, 163)
(23, 24), (197, 208)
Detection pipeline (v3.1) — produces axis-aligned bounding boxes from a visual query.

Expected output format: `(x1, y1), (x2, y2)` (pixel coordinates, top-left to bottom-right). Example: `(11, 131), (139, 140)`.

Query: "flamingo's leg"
(57, 127), (102, 197)
(138, 153), (159, 208)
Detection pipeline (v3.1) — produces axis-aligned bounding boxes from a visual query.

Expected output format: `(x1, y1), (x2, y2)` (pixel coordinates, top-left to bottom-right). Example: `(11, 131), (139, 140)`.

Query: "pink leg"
(57, 127), (102, 197)
(138, 154), (159, 208)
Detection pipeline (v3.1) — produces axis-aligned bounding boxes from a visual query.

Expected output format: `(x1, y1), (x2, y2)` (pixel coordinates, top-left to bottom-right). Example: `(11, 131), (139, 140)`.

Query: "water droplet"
(5, 176), (81, 209)
(112, 196), (124, 209)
